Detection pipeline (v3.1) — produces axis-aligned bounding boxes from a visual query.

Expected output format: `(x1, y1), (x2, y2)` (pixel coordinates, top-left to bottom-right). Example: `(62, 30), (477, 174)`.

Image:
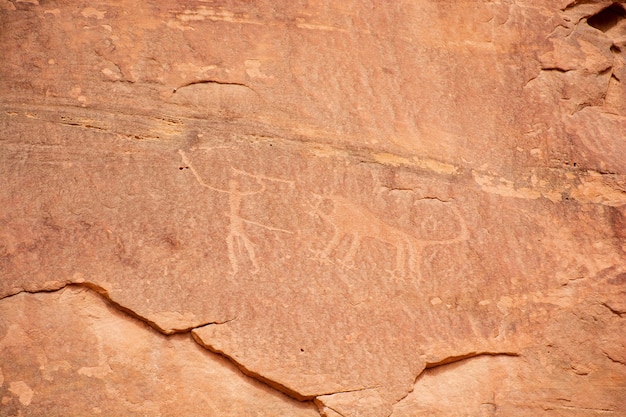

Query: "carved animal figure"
(309, 194), (468, 276)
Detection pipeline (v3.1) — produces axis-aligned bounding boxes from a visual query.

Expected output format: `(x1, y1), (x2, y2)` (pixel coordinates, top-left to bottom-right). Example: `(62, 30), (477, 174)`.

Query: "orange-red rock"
(0, 287), (318, 416)
(1, 0), (625, 416)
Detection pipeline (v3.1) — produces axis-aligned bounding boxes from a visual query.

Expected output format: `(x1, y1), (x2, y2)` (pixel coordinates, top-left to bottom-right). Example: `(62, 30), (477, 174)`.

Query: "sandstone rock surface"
(1, 0), (625, 416)
(0, 287), (318, 416)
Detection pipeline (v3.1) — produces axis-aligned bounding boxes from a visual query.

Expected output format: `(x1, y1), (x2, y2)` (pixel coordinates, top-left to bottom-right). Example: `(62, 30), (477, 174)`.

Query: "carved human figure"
(225, 178), (262, 274)
(178, 150), (293, 275)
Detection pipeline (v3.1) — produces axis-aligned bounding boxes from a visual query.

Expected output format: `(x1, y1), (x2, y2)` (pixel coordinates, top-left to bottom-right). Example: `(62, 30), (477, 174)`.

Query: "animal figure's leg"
(394, 240), (407, 277)
(406, 238), (418, 272)
(342, 233), (361, 269)
(321, 229), (343, 260)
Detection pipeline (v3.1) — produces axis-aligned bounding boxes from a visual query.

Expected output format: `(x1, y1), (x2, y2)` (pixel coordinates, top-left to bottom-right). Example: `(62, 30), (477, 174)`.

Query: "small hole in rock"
(587, 3), (626, 32)
(300, 348), (304, 352)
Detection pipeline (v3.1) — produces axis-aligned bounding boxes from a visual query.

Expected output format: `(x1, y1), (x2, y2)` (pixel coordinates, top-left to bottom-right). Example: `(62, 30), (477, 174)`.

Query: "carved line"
(178, 149), (294, 275)
(310, 193), (469, 276)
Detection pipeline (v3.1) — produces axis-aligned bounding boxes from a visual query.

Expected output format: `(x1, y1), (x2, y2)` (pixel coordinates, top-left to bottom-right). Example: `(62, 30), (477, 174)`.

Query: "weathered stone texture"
(1, 0), (625, 416)
(0, 287), (318, 416)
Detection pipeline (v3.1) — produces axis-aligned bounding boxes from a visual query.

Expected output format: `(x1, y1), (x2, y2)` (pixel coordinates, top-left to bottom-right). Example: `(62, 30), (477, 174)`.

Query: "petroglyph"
(178, 150), (293, 275)
(309, 194), (469, 277)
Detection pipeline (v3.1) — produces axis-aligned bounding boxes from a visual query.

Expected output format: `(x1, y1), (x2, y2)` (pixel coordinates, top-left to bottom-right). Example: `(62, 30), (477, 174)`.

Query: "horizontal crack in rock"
(541, 66), (572, 73)
(424, 351), (520, 369)
(172, 79), (255, 93)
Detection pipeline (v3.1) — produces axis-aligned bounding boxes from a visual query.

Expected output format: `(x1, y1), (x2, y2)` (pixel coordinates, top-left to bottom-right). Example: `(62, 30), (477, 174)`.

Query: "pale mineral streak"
(1, 0), (625, 416)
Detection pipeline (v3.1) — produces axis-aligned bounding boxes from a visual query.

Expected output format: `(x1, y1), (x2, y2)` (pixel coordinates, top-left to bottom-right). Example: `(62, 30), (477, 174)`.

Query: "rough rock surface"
(0, 287), (318, 416)
(1, 0), (625, 416)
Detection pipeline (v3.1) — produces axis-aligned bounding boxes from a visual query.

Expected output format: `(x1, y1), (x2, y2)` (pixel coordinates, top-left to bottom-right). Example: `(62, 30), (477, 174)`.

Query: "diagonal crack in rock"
(191, 323), (384, 402)
(1, 284), (523, 417)
(0, 283), (318, 410)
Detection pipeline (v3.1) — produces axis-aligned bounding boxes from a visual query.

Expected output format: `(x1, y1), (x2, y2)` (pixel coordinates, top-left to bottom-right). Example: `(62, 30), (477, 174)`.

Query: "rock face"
(1, 0), (625, 416)
(0, 287), (318, 416)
